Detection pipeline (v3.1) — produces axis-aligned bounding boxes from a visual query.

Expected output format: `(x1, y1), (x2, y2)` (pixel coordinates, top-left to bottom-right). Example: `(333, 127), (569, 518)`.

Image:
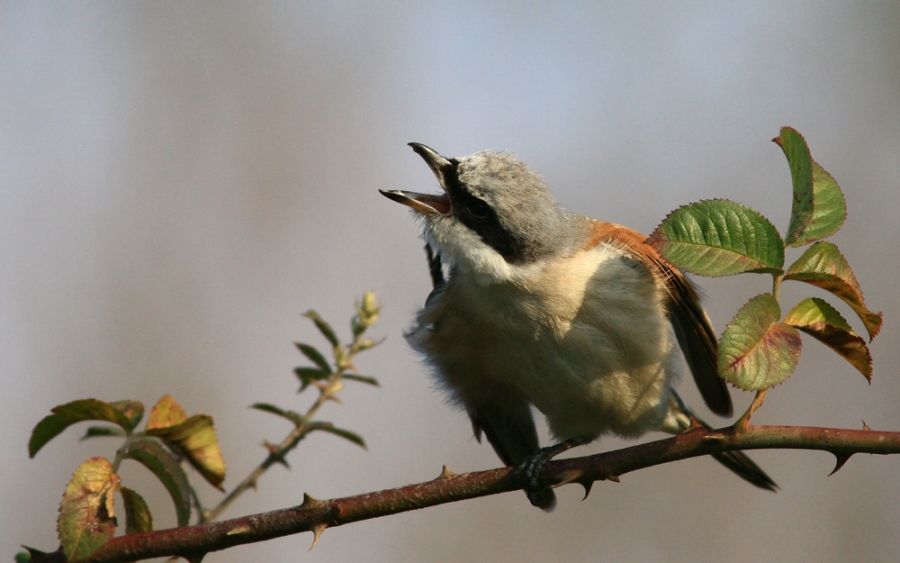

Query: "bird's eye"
(467, 199), (491, 220)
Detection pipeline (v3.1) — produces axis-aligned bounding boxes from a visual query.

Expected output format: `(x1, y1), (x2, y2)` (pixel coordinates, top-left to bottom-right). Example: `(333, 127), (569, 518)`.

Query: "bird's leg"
(517, 438), (586, 507)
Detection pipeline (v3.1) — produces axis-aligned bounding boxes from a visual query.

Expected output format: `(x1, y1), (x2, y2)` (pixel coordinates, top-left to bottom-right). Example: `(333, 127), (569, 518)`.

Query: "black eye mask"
(443, 159), (532, 264)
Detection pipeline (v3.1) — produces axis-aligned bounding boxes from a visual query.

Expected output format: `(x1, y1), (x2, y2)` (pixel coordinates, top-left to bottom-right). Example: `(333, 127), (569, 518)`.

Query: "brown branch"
(77, 424), (900, 563)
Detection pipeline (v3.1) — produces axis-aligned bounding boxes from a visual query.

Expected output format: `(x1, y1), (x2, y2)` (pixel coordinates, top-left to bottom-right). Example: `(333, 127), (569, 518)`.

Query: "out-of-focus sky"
(3, 3), (899, 562)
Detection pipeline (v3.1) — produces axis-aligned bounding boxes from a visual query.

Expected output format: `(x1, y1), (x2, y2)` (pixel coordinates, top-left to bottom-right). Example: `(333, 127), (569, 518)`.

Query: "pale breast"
(410, 242), (677, 441)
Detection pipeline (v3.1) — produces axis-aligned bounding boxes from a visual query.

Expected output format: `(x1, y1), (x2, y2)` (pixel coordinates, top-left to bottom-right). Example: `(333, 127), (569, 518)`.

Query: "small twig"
(203, 374), (345, 522)
(202, 306), (376, 523)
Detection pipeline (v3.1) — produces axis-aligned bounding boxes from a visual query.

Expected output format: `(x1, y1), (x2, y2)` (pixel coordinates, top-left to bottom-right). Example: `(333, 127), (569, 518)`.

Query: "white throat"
(422, 216), (518, 286)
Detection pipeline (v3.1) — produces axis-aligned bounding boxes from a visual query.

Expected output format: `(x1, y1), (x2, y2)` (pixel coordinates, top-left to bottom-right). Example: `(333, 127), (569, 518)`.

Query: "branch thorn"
(300, 492), (325, 509)
(263, 441), (290, 468)
(578, 479), (594, 500)
(437, 465), (456, 480)
(309, 524), (327, 551)
(829, 453), (854, 476)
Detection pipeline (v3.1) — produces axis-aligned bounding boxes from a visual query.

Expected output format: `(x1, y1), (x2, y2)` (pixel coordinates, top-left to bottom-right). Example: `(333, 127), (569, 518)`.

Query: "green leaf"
(718, 294), (803, 390)
(80, 426), (127, 440)
(342, 374), (380, 386)
(16, 545), (68, 563)
(250, 403), (305, 426)
(58, 457), (119, 561)
(800, 161), (847, 243)
(774, 127), (814, 244)
(146, 415), (226, 491)
(303, 310), (341, 348)
(125, 438), (192, 527)
(314, 424), (367, 450)
(785, 297), (873, 380)
(774, 128), (846, 246)
(119, 486), (153, 535)
(30, 399), (135, 458)
(294, 367), (329, 391)
(294, 342), (333, 373)
(17, 547), (64, 563)
(647, 199), (785, 276)
(784, 241), (882, 340)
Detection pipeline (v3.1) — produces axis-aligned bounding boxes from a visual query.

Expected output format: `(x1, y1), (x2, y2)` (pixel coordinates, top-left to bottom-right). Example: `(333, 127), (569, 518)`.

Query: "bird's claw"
(514, 438), (583, 509)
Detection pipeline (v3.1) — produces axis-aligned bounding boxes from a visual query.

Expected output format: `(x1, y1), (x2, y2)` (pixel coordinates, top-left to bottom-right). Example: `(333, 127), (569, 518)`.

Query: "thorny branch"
(72, 424), (900, 563)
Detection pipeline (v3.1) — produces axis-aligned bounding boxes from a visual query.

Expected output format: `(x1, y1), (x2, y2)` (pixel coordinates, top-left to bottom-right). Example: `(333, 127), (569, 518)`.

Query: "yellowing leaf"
(58, 457), (119, 561)
(785, 297), (873, 380)
(147, 394), (188, 430)
(147, 415), (226, 490)
(784, 241), (882, 340)
(109, 400), (145, 429)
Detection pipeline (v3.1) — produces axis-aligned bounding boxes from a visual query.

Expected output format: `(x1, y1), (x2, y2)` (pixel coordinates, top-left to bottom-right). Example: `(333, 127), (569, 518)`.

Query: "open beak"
(379, 189), (451, 215)
(379, 143), (453, 216)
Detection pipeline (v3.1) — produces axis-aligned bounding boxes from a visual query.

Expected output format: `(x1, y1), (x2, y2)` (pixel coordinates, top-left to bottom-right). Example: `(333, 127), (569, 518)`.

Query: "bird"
(380, 143), (776, 510)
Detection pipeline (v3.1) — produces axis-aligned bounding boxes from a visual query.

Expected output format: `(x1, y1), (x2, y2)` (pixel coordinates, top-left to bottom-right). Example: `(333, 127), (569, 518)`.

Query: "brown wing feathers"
(587, 221), (732, 417)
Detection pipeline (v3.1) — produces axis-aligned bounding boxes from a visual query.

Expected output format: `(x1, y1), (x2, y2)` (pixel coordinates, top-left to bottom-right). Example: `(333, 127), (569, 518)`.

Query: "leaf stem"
(110, 432), (135, 474)
(735, 388), (768, 433)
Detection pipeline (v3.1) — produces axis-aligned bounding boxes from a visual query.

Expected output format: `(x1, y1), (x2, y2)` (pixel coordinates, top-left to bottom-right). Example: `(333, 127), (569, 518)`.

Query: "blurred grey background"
(3, 2), (899, 562)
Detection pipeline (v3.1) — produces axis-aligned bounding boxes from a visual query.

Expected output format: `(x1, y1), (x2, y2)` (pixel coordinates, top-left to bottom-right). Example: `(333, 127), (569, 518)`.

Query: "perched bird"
(381, 143), (776, 510)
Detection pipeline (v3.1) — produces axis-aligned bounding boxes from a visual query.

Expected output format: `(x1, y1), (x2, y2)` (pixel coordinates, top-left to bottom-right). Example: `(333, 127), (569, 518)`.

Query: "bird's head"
(381, 143), (572, 284)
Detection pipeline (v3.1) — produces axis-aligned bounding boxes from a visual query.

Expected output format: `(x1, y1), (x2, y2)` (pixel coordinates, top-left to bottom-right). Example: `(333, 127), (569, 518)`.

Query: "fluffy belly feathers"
(410, 244), (677, 441)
